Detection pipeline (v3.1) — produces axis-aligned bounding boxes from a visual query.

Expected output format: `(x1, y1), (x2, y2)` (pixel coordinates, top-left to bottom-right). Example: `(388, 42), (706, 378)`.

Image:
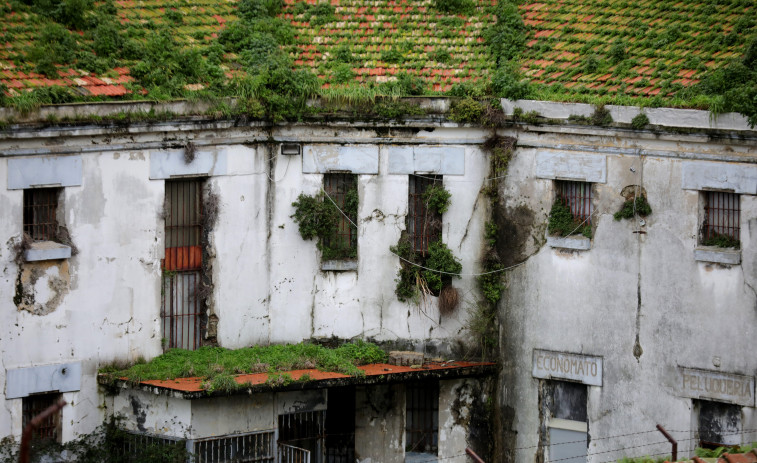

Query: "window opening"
(119, 431), (186, 463)
(323, 174), (358, 260)
(162, 179), (204, 351)
(22, 393), (62, 443)
(556, 181), (593, 226)
(405, 381), (439, 456)
(702, 192), (740, 245)
(544, 381), (588, 463)
(278, 410), (326, 463)
(407, 175), (443, 254)
(325, 387), (355, 463)
(23, 188), (60, 241)
(696, 400), (742, 448)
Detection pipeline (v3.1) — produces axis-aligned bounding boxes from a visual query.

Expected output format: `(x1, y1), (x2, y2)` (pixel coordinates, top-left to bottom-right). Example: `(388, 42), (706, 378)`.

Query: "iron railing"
(703, 191), (740, 242)
(556, 181), (592, 225)
(408, 175), (443, 254)
(23, 188), (59, 241)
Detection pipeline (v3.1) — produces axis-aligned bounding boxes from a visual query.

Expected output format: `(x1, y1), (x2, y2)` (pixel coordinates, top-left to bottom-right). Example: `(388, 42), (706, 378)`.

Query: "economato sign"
(532, 349), (603, 387)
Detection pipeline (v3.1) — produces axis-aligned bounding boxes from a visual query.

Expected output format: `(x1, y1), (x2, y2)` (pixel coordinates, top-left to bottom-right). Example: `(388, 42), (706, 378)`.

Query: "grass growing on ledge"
(100, 340), (387, 384)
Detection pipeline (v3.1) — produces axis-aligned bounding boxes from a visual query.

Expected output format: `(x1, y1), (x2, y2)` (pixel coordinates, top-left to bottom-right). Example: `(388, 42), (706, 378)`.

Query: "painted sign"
(678, 367), (755, 407)
(532, 349), (603, 387)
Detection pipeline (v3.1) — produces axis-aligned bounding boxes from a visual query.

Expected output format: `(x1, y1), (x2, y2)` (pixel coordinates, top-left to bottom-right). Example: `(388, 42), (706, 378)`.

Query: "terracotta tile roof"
(0, 0), (753, 104)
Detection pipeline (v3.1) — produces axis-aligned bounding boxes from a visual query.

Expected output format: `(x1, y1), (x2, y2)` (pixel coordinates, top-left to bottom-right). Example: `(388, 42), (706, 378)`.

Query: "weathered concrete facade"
(496, 101), (757, 462)
(1, 99), (756, 462)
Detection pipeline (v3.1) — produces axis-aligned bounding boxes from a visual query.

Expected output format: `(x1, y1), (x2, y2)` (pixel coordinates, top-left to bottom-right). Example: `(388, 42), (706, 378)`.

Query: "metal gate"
(278, 443), (310, 463)
(162, 179), (204, 350)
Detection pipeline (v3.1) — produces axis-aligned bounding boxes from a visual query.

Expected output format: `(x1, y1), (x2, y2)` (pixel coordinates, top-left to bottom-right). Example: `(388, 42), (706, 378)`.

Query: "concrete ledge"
(25, 241), (72, 261)
(547, 234), (591, 250)
(321, 260), (358, 271)
(694, 247), (741, 265)
(500, 99), (755, 132)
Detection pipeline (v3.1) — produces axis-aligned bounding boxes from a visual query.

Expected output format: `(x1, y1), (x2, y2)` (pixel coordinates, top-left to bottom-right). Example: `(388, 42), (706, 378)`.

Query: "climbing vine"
(291, 187), (358, 260)
(548, 199), (592, 238)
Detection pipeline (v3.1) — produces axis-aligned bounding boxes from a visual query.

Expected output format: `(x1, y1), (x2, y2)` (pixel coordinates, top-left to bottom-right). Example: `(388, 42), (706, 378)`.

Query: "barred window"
(556, 181), (593, 226)
(323, 174), (358, 260)
(702, 191), (740, 246)
(405, 381), (438, 456)
(23, 188), (60, 241)
(407, 175), (443, 254)
(22, 393), (62, 443)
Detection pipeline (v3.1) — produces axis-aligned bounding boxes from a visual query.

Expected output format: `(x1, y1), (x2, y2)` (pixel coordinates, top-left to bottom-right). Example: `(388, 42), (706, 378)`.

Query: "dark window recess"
(322, 174), (358, 260)
(405, 381), (439, 455)
(702, 192), (740, 243)
(546, 380), (588, 422)
(407, 175), (443, 254)
(325, 387), (355, 463)
(162, 179), (204, 351)
(22, 393), (62, 443)
(556, 181), (593, 226)
(23, 188), (60, 241)
(278, 410), (326, 463)
(697, 400), (742, 448)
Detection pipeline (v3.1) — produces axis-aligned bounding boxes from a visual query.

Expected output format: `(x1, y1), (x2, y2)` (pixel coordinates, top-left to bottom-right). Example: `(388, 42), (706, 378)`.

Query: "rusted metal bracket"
(466, 447), (486, 463)
(656, 424), (677, 462)
(19, 400), (67, 463)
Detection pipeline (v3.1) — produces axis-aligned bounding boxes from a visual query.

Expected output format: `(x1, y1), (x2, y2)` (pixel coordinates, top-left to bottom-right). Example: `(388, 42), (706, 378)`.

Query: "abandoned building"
(1, 0), (756, 462)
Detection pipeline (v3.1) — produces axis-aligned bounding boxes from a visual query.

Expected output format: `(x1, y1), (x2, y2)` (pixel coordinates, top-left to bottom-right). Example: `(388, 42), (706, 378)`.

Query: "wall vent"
(281, 143), (302, 156)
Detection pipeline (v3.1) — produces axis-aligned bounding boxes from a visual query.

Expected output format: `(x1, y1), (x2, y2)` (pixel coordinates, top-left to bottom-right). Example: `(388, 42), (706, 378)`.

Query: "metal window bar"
(704, 191), (740, 242)
(278, 411), (325, 463)
(278, 443), (311, 463)
(322, 174), (357, 259)
(162, 179), (204, 351)
(194, 431), (275, 463)
(407, 175), (443, 254)
(22, 394), (61, 442)
(405, 382), (439, 454)
(23, 188), (59, 241)
(556, 181), (592, 225)
(119, 431), (185, 463)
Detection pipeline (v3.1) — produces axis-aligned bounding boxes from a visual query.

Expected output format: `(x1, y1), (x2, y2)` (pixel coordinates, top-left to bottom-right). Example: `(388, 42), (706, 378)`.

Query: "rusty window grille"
(702, 191), (740, 243)
(162, 179), (204, 351)
(278, 411), (325, 463)
(22, 393), (62, 443)
(322, 174), (358, 260)
(405, 381), (438, 455)
(195, 431), (275, 463)
(23, 188), (60, 241)
(407, 175), (443, 254)
(119, 431), (185, 462)
(556, 180), (593, 225)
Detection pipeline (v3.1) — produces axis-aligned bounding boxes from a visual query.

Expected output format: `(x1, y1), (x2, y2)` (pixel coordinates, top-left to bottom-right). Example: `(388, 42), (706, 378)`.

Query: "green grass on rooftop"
(100, 340), (388, 383)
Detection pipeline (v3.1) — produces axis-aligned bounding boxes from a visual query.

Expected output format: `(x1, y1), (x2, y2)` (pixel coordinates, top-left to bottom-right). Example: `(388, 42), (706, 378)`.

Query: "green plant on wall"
(390, 236), (462, 302)
(291, 188), (358, 259)
(548, 199), (592, 238)
(702, 232), (740, 249)
(422, 184), (452, 214)
(614, 196), (652, 220)
(422, 240), (463, 293)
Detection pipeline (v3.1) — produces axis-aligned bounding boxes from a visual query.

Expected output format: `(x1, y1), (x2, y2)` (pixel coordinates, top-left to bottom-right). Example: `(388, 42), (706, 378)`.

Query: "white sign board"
(532, 349), (602, 387)
(678, 367), (755, 407)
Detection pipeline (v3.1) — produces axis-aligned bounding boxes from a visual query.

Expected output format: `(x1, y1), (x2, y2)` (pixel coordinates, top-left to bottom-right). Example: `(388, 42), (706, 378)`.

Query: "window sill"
(24, 241), (71, 262)
(321, 260), (357, 271)
(546, 234), (591, 251)
(694, 247), (741, 265)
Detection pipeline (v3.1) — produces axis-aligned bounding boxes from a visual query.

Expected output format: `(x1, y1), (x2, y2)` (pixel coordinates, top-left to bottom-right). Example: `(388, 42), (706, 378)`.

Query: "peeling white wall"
(500, 130), (757, 462)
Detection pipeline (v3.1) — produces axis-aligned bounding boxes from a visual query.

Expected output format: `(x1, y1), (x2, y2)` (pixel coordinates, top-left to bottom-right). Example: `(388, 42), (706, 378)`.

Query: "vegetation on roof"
(100, 340), (387, 385)
(0, 0), (755, 123)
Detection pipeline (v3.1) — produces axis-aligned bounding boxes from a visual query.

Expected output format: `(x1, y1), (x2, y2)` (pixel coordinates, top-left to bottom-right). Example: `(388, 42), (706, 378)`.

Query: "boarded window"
(405, 381), (438, 455)
(23, 188), (60, 241)
(407, 175), (443, 254)
(22, 393), (62, 443)
(322, 174), (358, 260)
(702, 192), (740, 245)
(556, 181), (593, 226)
(697, 400), (742, 448)
(162, 179), (204, 350)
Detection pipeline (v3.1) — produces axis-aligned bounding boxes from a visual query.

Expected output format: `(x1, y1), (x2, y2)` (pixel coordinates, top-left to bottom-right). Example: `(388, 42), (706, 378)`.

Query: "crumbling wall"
(355, 384), (405, 463)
